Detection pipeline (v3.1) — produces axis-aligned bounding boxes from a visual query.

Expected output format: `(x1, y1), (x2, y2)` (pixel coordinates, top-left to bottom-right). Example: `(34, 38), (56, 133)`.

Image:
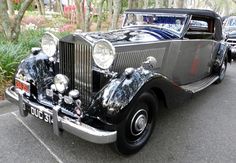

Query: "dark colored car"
(223, 16), (236, 59)
(5, 8), (230, 155)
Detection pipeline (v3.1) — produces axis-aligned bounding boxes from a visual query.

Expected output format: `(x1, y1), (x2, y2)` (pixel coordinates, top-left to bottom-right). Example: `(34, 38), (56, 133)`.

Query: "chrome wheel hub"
(130, 109), (148, 136)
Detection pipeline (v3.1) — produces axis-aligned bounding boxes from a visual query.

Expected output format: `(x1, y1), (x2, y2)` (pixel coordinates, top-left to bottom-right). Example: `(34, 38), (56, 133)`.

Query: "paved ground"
(1, 63), (236, 163)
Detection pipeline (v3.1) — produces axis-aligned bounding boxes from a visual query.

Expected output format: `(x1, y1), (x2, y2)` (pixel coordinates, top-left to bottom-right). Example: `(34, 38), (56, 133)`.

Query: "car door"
(161, 16), (219, 85)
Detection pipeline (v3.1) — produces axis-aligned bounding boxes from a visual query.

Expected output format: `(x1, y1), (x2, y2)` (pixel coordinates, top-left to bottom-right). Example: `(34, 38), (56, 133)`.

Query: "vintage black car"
(223, 16), (236, 59)
(5, 8), (230, 155)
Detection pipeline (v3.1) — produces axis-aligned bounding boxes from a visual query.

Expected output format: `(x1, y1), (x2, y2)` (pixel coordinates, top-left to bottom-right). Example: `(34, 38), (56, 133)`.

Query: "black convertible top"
(125, 8), (220, 19)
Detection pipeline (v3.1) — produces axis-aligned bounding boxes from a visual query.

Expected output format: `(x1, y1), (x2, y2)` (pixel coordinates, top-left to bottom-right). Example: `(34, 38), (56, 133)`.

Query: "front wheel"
(114, 91), (158, 155)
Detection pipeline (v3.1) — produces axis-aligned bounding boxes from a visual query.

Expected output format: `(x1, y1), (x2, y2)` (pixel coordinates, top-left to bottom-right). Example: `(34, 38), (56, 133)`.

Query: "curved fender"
(87, 67), (191, 124)
(100, 68), (157, 110)
(14, 51), (54, 94)
(215, 42), (230, 67)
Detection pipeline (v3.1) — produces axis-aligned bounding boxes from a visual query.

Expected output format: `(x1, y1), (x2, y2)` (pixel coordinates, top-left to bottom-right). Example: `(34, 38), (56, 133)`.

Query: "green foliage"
(0, 29), (44, 82)
(13, 3), (21, 10)
(13, 2), (34, 11)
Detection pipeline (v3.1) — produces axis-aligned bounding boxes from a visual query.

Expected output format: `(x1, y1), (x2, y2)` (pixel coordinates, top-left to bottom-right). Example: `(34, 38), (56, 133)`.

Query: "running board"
(180, 75), (219, 93)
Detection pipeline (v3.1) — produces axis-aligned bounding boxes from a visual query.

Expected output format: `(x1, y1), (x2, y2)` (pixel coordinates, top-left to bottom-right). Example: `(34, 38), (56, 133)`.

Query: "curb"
(0, 100), (15, 108)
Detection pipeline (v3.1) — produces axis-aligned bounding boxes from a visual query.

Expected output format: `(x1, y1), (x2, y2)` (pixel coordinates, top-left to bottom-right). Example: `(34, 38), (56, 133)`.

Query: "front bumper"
(5, 86), (117, 144)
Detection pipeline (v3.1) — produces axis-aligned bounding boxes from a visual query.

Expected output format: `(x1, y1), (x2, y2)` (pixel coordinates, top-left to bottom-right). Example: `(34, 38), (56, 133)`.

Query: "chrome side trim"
(5, 86), (117, 144)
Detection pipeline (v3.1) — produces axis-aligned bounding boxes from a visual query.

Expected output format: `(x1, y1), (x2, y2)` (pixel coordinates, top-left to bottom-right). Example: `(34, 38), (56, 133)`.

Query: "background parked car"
(223, 16), (236, 59)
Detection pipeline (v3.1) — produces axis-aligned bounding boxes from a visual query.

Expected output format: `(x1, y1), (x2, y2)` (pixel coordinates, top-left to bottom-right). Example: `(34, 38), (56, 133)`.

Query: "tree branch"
(15, 0), (33, 25)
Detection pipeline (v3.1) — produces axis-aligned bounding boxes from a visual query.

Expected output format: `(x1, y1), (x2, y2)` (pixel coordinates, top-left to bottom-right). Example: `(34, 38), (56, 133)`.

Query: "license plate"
(15, 78), (30, 96)
(30, 107), (53, 124)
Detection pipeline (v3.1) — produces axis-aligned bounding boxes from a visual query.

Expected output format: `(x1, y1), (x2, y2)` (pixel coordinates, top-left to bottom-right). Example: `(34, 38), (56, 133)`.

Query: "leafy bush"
(0, 29), (44, 97)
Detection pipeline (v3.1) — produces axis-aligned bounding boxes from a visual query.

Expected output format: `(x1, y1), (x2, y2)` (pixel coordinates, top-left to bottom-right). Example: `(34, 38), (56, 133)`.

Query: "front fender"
(87, 67), (190, 124)
(100, 68), (157, 110)
(87, 67), (156, 124)
(14, 51), (54, 96)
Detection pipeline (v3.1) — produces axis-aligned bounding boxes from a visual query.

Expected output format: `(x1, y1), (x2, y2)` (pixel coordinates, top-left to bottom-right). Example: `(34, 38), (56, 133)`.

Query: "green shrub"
(0, 29), (44, 89)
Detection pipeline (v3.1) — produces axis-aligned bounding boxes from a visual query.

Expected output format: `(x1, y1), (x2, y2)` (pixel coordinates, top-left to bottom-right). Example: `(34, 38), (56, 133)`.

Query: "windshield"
(226, 18), (236, 27)
(123, 13), (188, 34)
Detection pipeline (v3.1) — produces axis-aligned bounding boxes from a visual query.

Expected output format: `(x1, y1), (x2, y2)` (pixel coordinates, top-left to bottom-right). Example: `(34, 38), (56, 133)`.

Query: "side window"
(189, 20), (208, 31)
(185, 17), (214, 40)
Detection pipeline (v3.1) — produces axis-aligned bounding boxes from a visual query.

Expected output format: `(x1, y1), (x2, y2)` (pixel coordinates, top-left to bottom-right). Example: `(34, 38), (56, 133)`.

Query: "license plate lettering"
(44, 113), (53, 123)
(30, 107), (52, 124)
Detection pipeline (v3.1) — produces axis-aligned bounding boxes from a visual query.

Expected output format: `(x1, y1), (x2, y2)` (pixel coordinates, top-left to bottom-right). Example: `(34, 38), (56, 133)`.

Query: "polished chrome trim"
(113, 39), (218, 48)
(53, 105), (62, 136)
(5, 87), (19, 105)
(5, 86), (117, 144)
(18, 92), (28, 117)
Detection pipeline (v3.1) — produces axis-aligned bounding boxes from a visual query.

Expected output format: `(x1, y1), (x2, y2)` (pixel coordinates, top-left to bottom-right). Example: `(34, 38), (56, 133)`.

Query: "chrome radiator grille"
(59, 38), (92, 107)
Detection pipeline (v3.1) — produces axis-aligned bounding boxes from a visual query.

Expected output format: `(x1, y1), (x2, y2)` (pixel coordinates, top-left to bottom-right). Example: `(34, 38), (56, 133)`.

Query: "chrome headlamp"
(54, 74), (69, 94)
(41, 32), (59, 58)
(93, 40), (116, 69)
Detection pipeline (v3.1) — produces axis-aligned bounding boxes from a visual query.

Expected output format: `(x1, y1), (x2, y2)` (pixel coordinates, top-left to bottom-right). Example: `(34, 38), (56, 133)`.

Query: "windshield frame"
(122, 12), (188, 36)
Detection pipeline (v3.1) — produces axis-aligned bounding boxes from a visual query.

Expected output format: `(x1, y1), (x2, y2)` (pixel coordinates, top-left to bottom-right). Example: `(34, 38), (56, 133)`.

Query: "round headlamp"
(54, 74), (69, 94)
(41, 32), (59, 58)
(93, 40), (115, 69)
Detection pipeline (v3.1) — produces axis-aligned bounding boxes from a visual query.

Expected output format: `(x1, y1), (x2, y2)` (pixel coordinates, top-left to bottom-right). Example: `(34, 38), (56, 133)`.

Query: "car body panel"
(114, 39), (219, 85)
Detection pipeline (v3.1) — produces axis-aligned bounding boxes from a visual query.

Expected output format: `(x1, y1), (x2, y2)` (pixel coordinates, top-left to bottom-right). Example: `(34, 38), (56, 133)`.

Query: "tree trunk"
(84, 0), (91, 32)
(49, 0), (52, 11)
(175, 0), (185, 8)
(143, 0), (148, 9)
(224, 1), (230, 16)
(75, 0), (81, 28)
(133, 0), (138, 8)
(0, 0), (34, 42)
(97, 0), (105, 31)
(155, 0), (162, 7)
(55, 0), (64, 15)
(169, 0), (175, 8)
(108, 0), (112, 21)
(6, 0), (14, 16)
(39, 0), (45, 15)
(35, 0), (43, 15)
(0, 0), (12, 39)
(80, 0), (85, 30)
(111, 0), (121, 30)
(128, 0), (133, 9)
(138, 0), (143, 8)
(163, 0), (169, 7)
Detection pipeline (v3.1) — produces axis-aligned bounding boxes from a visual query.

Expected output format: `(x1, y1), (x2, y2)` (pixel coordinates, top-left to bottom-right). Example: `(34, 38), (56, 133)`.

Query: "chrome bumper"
(5, 86), (117, 144)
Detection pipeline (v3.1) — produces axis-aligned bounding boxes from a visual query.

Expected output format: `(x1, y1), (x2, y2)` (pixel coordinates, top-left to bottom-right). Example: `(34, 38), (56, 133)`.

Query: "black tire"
(216, 56), (227, 84)
(114, 91), (158, 155)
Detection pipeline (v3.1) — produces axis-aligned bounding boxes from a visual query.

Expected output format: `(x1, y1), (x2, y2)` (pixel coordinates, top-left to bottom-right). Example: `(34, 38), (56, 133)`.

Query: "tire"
(216, 56), (227, 84)
(113, 91), (158, 155)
